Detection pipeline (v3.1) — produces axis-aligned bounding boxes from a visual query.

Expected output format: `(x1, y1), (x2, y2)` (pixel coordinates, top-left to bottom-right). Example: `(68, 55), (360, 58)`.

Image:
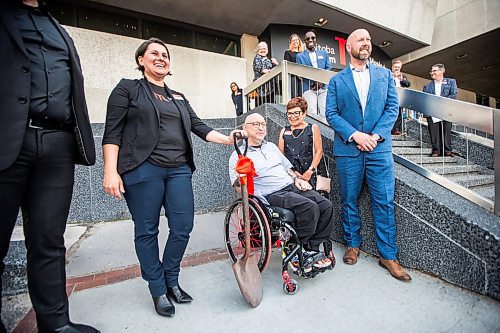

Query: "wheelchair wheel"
(224, 197), (272, 272)
(283, 279), (299, 295)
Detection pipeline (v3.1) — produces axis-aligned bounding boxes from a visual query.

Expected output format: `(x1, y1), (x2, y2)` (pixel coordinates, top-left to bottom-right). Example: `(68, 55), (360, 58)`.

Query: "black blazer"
(103, 78), (213, 174)
(0, 3), (96, 170)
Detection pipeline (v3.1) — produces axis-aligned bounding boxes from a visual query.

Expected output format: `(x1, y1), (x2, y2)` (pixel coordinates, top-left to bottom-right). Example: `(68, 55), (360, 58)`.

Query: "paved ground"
(3, 212), (500, 333)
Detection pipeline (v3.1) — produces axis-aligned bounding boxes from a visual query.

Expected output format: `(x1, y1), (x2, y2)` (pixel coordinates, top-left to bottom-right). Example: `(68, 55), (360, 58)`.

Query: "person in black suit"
(283, 33), (303, 98)
(102, 38), (243, 318)
(422, 63), (458, 157)
(391, 60), (411, 135)
(0, 1), (99, 332)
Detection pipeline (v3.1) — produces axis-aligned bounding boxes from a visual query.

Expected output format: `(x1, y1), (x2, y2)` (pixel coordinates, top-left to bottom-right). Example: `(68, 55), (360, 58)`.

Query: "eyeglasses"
(305, 36), (316, 41)
(286, 111), (303, 118)
(429, 69), (441, 74)
(245, 122), (267, 129)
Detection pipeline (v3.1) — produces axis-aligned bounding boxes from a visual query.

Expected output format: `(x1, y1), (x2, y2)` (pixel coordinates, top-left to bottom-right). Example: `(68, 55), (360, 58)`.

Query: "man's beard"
(351, 48), (371, 60)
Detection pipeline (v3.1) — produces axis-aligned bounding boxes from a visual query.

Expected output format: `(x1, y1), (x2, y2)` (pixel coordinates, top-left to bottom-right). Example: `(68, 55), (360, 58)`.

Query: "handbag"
(315, 158), (331, 193)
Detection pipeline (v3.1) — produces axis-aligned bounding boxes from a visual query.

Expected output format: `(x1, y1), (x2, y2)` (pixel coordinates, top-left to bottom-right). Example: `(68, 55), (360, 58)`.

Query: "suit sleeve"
(296, 53), (304, 65)
(449, 79), (458, 99)
(325, 76), (358, 143)
(371, 70), (399, 139)
(324, 51), (332, 70)
(102, 79), (130, 146)
(401, 75), (411, 88)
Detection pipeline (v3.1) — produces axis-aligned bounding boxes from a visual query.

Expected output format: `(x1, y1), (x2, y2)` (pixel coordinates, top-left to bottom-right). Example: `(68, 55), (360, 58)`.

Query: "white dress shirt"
(307, 50), (318, 68)
(350, 64), (370, 115)
(431, 80), (443, 123)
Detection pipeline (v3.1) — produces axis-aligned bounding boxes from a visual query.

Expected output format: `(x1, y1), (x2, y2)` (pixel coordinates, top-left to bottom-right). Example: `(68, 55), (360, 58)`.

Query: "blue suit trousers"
(335, 151), (398, 259)
(122, 161), (194, 297)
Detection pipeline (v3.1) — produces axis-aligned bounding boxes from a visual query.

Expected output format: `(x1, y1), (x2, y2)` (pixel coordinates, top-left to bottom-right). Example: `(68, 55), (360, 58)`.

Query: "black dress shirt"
(14, 3), (73, 124)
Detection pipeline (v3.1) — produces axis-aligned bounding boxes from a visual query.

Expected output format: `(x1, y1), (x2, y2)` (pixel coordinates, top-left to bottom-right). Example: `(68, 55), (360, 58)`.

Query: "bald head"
(346, 29), (369, 46)
(346, 29), (372, 64)
(245, 113), (265, 123)
(243, 113), (267, 145)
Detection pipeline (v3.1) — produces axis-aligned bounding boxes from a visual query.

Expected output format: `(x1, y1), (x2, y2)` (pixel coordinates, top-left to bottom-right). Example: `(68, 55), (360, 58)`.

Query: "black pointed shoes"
(167, 285), (193, 303)
(152, 294), (175, 317)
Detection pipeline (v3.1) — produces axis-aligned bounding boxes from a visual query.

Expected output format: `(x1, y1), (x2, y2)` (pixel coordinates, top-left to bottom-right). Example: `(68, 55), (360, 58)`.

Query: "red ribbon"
(235, 155), (258, 195)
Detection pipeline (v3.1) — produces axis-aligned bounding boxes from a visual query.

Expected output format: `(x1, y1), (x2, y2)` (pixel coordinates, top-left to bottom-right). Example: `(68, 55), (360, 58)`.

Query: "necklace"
(290, 124), (307, 138)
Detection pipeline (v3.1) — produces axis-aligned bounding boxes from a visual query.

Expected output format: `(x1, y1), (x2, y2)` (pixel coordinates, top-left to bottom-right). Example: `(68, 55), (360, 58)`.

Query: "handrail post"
(494, 108), (500, 216)
(281, 60), (290, 105)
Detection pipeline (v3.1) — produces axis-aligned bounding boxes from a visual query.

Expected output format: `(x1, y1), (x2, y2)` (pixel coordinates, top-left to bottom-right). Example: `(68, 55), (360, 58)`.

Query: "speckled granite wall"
(4, 105), (500, 301)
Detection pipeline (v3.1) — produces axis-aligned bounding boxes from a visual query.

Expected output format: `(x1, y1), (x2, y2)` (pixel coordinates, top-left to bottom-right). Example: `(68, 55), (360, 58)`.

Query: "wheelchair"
(224, 194), (336, 295)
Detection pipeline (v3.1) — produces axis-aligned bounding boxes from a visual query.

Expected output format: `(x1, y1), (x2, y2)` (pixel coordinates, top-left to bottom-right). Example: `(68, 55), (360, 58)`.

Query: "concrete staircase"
(392, 136), (495, 201)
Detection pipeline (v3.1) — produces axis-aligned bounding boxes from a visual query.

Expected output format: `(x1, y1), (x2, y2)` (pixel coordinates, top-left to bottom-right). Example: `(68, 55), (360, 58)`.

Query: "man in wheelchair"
(228, 113), (334, 272)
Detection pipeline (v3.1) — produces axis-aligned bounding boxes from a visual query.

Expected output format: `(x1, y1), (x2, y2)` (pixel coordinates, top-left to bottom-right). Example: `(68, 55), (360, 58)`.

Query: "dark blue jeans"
(122, 161), (194, 297)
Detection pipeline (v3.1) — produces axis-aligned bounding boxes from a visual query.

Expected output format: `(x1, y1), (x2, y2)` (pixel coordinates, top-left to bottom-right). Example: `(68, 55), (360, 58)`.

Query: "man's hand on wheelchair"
(294, 177), (312, 191)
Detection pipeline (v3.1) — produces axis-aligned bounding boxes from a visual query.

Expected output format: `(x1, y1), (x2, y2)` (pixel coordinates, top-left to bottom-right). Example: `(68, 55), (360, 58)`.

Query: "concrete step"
(391, 140), (425, 147)
(446, 174), (495, 188)
(426, 164), (486, 176)
(403, 155), (460, 165)
(473, 186), (495, 201)
(393, 147), (433, 155)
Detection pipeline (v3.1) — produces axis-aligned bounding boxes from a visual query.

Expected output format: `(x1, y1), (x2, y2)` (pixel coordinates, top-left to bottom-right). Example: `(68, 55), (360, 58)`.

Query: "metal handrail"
(243, 61), (499, 215)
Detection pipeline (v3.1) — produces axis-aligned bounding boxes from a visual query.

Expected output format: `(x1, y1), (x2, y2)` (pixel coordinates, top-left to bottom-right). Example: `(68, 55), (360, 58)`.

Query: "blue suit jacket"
(296, 49), (332, 92)
(422, 78), (457, 99)
(325, 64), (398, 157)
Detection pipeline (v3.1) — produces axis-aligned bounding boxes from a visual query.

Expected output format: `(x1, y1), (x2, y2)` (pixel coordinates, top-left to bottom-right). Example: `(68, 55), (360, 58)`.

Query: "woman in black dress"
(283, 33), (303, 98)
(278, 97), (328, 196)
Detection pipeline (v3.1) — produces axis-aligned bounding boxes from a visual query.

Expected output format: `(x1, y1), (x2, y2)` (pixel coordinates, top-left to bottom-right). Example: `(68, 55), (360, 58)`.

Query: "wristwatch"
(309, 166), (316, 173)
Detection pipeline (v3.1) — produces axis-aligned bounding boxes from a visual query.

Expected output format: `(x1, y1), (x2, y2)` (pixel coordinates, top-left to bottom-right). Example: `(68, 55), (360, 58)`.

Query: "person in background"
(423, 63), (458, 157)
(230, 82), (243, 116)
(252, 41), (278, 106)
(0, 1), (99, 332)
(103, 38), (243, 318)
(296, 30), (332, 117)
(278, 97), (328, 197)
(326, 28), (411, 282)
(283, 33), (303, 98)
(391, 60), (411, 135)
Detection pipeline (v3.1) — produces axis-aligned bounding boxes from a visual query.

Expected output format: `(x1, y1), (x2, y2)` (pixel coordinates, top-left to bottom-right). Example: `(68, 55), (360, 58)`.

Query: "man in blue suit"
(325, 28), (411, 281)
(423, 64), (458, 157)
(296, 30), (332, 117)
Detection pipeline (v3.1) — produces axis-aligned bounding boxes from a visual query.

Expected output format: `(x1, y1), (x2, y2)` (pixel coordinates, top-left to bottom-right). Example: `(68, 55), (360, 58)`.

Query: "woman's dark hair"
(230, 82), (241, 95)
(135, 37), (170, 74)
(286, 97), (308, 113)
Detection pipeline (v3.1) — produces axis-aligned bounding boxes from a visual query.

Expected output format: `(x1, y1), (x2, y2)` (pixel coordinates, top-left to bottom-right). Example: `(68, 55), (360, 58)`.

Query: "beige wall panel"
(65, 27), (247, 123)
(403, 0), (500, 62)
(316, 0), (438, 43)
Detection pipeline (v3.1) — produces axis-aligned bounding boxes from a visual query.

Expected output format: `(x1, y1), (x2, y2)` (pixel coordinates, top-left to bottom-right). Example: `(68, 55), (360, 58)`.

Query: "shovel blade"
(232, 252), (263, 308)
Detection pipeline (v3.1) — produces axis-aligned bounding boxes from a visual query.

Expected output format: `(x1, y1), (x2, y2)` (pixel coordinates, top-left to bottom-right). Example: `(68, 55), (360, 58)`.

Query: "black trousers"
(392, 107), (404, 132)
(266, 185), (334, 251)
(426, 117), (452, 154)
(0, 128), (75, 332)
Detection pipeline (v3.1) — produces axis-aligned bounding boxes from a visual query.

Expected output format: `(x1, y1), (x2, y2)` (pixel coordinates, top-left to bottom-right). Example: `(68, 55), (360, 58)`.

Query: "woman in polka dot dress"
(278, 97), (328, 197)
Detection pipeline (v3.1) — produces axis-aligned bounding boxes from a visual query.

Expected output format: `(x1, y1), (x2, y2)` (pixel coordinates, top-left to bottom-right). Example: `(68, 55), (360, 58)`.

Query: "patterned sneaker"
(290, 253), (312, 273)
(303, 250), (330, 269)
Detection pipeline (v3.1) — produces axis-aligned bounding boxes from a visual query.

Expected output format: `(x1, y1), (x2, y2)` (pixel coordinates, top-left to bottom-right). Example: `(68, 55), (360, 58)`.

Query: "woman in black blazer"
(102, 38), (240, 318)
(283, 33), (303, 98)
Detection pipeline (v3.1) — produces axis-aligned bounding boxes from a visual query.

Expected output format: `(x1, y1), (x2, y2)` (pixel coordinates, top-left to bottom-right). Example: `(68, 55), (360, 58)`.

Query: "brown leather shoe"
(343, 247), (359, 265)
(379, 259), (411, 281)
